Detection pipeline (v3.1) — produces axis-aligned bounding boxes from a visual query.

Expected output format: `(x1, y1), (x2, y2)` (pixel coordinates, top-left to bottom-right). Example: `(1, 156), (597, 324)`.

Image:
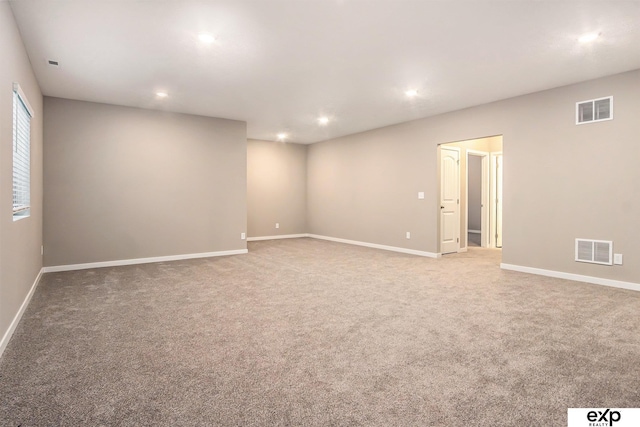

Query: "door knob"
(441, 206), (445, 209)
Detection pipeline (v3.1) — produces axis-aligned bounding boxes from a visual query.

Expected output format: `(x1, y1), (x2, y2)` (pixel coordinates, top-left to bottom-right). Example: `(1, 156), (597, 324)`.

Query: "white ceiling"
(9, 0), (640, 144)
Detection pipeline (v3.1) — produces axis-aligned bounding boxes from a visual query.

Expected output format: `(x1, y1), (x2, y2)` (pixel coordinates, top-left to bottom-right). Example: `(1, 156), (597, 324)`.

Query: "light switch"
(614, 254), (623, 265)
(418, 192), (425, 199)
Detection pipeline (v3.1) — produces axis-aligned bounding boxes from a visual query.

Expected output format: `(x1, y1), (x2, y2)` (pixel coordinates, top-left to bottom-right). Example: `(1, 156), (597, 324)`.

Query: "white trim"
(490, 151), (503, 249)
(12, 82), (34, 117)
(457, 247), (468, 253)
(42, 249), (248, 273)
(307, 234), (440, 258)
(0, 268), (43, 359)
(468, 230), (481, 234)
(500, 263), (640, 293)
(247, 234), (309, 242)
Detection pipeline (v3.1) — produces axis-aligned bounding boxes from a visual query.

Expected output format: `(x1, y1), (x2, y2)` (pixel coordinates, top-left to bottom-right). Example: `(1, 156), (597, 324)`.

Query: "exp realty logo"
(586, 409), (620, 426)
(568, 408), (640, 427)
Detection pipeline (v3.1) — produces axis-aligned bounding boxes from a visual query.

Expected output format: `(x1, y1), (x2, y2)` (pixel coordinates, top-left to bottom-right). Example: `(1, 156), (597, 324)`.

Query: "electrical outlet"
(406, 232), (411, 239)
(275, 223), (280, 229)
(41, 245), (44, 255)
(241, 232), (246, 240)
(614, 254), (623, 265)
(418, 192), (425, 199)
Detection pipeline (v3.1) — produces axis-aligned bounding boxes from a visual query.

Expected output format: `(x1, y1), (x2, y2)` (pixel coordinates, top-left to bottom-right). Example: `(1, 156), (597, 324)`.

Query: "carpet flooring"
(1, 238), (639, 426)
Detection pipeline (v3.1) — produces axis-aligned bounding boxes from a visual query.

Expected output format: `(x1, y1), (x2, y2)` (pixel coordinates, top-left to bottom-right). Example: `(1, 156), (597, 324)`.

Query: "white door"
(480, 154), (490, 248)
(440, 147), (460, 254)
(495, 154), (503, 248)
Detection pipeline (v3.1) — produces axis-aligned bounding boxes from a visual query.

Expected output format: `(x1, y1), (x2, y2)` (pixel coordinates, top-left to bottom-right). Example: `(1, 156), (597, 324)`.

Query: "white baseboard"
(247, 234), (309, 242)
(500, 263), (640, 292)
(468, 230), (481, 234)
(307, 234), (439, 258)
(0, 268), (43, 359)
(458, 247), (468, 253)
(42, 249), (249, 273)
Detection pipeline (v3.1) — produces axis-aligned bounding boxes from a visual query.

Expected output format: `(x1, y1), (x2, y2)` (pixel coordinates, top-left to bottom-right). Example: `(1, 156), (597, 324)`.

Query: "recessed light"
(405, 89), (419, 98)
(156, 92), (168, 98)
(198, 33), (216, 43)
(277, 133), (287, 141)
(579, 32), (600, 43)
(318, 117), (329, 125)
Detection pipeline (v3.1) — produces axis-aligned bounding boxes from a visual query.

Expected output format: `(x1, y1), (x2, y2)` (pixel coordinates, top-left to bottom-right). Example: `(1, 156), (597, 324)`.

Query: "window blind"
(13, 85), (32, 219)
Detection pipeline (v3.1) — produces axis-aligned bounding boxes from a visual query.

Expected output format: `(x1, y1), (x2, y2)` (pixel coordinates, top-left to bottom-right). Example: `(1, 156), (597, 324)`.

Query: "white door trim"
(490, 151), (503, 248)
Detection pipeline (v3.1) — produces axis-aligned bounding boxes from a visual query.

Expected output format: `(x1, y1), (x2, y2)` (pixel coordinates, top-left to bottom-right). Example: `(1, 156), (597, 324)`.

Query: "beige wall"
(308, 69), (640, 283)
(307, 124), (432, 251)
(43, 98), (247, 266)
(0, 3), (43, 349)
(247, 139), (307, 238)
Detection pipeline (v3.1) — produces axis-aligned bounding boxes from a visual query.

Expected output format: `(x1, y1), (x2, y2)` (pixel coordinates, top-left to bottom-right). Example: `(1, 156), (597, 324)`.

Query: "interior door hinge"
(456, 238), (459, 243)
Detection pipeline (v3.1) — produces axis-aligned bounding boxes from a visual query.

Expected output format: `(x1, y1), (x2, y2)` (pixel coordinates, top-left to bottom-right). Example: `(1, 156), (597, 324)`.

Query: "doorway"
(438, 136), (503, 255)
(467, 150), (489, 248)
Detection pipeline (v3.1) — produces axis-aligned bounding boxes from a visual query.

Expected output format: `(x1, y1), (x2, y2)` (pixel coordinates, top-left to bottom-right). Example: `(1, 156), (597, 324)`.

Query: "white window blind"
(12, 84), (33, 220)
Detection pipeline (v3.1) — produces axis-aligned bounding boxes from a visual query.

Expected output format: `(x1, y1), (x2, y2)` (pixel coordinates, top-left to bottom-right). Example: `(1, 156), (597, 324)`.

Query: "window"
(576, 96), (613, 124)
(12, 83), (33, 220)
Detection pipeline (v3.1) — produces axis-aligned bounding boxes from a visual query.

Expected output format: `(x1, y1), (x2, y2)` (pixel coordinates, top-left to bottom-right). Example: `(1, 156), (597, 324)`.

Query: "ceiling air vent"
(575, 239), (612, 265)
(47, 59), (59, 67)
(576, 96), (612, 124)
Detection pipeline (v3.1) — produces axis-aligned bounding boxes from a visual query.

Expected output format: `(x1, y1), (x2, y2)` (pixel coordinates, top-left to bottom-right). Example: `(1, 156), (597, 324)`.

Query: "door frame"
(466, 150), (489, 248)
(490, 151), (503, 248)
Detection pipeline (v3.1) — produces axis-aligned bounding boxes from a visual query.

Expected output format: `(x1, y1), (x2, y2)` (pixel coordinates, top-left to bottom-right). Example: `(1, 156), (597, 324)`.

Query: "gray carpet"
(468, 232), (481, 247)
(1, 238), (639, 426)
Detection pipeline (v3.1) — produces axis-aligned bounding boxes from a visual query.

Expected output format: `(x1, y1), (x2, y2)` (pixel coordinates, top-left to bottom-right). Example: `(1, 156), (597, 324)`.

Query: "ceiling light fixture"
(578, 32), (600, 43)
(198, 33), (216, 43)
(277, 133), (287, 141)
(318, 117), (329, 125)
(156, 91), (168, 98)
(405, 89), (419, 98)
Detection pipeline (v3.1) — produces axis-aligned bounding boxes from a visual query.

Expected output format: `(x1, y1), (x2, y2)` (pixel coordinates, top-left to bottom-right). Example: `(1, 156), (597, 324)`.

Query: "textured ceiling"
(9, 0), (640, 143)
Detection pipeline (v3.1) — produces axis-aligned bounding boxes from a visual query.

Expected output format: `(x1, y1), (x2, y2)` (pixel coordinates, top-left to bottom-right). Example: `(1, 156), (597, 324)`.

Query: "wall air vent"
(575, 239), (613, 265)
(576, 96), (612, 124)
(47, 60), (59, 67)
